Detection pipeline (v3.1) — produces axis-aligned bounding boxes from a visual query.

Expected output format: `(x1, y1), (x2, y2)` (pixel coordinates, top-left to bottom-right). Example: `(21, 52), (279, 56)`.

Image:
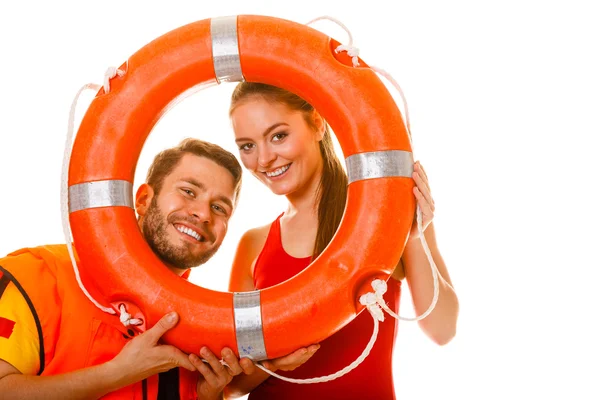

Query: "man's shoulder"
(1, 244), (72, 286)
(4, 244), (75, 266)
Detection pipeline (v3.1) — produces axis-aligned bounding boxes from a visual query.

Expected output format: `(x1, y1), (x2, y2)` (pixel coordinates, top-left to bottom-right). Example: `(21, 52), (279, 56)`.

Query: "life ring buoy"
(68, 15), (415, 360)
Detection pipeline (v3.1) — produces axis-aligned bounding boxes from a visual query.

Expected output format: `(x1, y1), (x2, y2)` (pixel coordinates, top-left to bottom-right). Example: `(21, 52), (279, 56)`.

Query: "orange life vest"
(0, 244), (197, 399)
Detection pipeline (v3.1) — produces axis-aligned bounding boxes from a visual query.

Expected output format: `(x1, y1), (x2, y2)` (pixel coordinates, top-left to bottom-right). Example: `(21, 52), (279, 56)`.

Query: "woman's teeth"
(266, 164), (290, 177)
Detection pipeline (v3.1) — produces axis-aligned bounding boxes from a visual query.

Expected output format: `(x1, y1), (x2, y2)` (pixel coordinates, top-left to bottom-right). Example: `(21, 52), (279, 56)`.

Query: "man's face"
(138, 154), (236, 272)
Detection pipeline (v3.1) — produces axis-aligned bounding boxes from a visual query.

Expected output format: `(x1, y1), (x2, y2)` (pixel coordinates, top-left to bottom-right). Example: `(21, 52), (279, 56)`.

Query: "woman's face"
(232, 97), (324, 197)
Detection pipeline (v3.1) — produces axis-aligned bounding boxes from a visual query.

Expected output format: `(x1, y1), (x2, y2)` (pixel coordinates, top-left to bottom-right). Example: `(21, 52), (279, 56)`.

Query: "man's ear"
(135, 183), (154, 217)
(312, 110), (326, 141)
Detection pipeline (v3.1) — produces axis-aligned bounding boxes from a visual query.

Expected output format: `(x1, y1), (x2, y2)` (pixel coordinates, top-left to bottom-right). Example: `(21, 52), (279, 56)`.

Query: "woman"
(224, 83), (459, 399)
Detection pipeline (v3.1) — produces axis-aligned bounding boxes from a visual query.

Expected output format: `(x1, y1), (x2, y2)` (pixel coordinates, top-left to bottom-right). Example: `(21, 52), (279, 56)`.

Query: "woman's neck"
(285, 189), (317, 217)
(281, 176), (321, 258)
(284, 163), (322, 221)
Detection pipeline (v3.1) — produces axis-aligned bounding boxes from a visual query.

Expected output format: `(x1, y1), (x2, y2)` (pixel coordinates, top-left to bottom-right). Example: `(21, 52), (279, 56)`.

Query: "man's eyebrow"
(181, 178), (233, 211)
(182, 178), (205, 191)
(216, 194), (234, 212)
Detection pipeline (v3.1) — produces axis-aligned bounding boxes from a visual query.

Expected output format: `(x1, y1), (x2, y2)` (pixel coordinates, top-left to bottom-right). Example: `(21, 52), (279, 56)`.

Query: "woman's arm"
(393, 162), (459, 345)
(228, 227), (269, 293)
(226, 227), (270, 398)
(402, 223), (458, 345)
(224, 227), (319, 398)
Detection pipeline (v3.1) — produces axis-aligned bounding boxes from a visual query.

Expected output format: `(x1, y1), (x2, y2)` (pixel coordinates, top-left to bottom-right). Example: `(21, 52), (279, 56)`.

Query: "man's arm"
(0, 358), (136, 400)
(0, 312), (197, 400)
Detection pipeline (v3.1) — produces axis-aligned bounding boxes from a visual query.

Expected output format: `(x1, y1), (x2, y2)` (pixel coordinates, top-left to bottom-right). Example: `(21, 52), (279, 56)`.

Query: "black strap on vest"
(0, 272), (9, 298)
(157, 367), (181, 399)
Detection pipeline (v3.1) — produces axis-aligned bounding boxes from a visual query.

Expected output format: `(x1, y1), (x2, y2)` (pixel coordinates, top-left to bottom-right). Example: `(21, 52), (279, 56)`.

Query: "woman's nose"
(257, 146), (276, 168)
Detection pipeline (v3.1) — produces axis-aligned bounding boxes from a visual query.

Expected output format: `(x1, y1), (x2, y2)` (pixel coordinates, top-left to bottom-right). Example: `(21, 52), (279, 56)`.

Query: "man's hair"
(146, 138), (242, 206)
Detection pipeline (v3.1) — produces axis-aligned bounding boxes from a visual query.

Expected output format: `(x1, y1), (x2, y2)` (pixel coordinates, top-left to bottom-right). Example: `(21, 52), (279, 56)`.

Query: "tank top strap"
(256, 213), (284, 260)
(253, 213), (284, 288)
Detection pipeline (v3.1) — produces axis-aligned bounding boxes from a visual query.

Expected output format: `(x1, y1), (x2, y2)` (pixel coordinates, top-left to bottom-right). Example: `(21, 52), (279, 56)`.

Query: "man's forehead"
(169, 155), (227, 178)
(168, 155), (235, 196)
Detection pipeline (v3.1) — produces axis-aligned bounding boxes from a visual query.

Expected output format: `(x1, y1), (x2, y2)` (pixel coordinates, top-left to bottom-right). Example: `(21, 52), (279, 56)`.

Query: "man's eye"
(181, 189), (195, 197)
(212, 204), (226, 214)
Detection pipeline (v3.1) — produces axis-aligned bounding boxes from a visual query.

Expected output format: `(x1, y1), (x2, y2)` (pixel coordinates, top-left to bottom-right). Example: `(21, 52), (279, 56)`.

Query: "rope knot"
(103, 66), (125, 93)
(359, 292), (384, 322)
(335, 44), (360, 67)
(119, 304), (142, 327)
(371, 279), (388, 297)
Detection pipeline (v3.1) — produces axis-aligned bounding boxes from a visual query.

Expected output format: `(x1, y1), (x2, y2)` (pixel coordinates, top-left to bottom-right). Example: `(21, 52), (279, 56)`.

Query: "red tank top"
(250, 214), (401, 400)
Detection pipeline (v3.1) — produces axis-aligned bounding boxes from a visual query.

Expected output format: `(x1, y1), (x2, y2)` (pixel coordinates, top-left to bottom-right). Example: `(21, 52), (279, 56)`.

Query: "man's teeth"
(176, 226), (202, 241)
(266, 164), (290, 177)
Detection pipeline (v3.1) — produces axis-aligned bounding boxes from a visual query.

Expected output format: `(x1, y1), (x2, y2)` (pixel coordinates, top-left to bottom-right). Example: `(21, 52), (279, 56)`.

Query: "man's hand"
(108, 312), (196, 383)
(0, 312), (197, 400)
(190, 347), (255, 400)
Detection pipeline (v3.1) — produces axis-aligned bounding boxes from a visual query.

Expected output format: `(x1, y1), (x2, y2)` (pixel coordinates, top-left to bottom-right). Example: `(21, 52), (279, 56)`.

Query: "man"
(0, 138), (255, 399)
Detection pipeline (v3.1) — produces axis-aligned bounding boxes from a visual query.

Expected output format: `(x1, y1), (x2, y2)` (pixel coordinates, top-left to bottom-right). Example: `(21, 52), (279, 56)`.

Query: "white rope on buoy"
(255, 16), (442, 385)
(306, 14), (437, 321)
(103, 66), (125, 93)
(254, 290), (384, 384)
(374, 206), (440, 322)
(60, 67), (141, 327)
(306, 15), (360, 67)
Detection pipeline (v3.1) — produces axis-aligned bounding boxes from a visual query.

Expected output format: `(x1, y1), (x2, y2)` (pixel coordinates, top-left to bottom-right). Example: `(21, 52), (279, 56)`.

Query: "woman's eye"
(272, 132), (288, 142)
(239, 143), (254, 151)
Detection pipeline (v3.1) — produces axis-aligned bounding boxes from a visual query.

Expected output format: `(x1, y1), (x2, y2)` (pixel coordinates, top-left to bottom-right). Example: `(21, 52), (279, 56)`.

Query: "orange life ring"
(68, 15), (415, 360)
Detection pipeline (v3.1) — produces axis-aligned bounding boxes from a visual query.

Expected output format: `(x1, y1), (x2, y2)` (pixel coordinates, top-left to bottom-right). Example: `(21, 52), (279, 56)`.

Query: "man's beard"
(142, 198), (218, 269)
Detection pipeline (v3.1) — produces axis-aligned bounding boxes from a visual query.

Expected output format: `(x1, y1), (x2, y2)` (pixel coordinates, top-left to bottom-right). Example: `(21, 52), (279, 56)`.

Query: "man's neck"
(167, 264), (188, 277)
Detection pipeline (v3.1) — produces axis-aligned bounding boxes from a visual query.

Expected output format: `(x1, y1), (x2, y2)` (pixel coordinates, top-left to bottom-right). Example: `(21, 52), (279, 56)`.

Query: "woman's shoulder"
(230, 222), (274, 291)
(238, 223), (272, 255)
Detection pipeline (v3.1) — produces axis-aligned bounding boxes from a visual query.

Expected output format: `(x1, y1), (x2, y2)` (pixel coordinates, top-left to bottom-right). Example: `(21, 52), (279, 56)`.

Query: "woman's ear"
(312, 110), (326, 141)
(135, 183), (155, 217)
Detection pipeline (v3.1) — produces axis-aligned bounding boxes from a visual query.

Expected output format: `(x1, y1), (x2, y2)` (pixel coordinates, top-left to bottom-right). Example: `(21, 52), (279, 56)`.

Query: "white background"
(1, 1), (599, 399)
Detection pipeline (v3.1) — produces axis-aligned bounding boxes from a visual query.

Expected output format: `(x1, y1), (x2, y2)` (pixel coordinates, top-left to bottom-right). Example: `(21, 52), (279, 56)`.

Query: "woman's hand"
(260, 344), (320, 372)
(409, 161), (435, 240)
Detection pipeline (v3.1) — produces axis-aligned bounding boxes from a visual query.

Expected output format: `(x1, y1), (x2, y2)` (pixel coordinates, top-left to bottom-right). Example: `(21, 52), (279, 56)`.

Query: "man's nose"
(190, 201), (212, 223)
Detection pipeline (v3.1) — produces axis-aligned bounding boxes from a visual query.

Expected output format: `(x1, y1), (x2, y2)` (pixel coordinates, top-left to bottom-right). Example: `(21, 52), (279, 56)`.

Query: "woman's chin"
(267, 182), (294, 196)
